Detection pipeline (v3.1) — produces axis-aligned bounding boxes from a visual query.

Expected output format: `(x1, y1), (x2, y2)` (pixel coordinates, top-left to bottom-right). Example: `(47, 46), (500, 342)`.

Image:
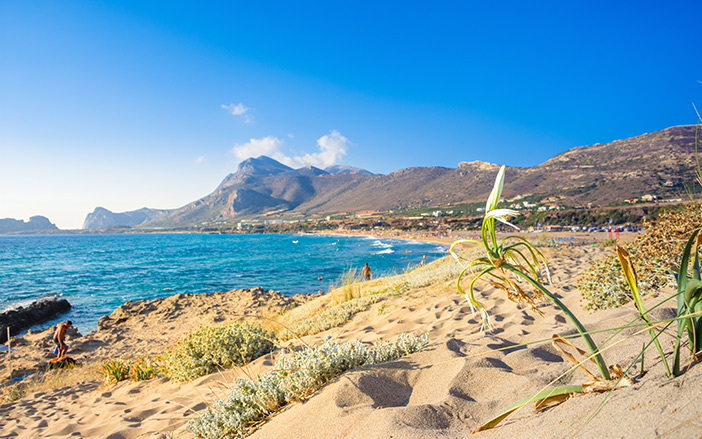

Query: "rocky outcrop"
(0, 216), (59, 234)
(325, 164), (373, 175)
(0, 298), (71, 343)
(96, 287), (318, 331)
(82, 207), (170, 230)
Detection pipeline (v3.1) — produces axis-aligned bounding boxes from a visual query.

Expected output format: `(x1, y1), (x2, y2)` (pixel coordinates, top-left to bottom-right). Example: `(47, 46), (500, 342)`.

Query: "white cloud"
(298, 130), (349, 168)
(195, 156), (205, 164)
(221, 102), (253, 123)
(231, 130), (350, 169)
(233, 136), (287, 163)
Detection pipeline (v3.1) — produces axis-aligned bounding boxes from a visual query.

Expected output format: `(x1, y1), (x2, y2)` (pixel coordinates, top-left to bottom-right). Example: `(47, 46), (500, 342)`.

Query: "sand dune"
(1, 244), (700, 438)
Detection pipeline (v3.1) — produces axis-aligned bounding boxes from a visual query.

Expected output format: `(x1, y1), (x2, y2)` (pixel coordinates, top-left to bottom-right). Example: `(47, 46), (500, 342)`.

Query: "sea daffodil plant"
(450, 165), (610, 380)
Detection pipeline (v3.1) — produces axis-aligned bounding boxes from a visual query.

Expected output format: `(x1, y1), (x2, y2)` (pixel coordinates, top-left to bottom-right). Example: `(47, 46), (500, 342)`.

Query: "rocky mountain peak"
(458, 160), (501, 171)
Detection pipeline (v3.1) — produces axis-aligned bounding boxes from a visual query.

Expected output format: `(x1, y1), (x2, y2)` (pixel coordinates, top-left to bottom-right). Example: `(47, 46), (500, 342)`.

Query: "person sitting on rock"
(52, 320), (72, 358)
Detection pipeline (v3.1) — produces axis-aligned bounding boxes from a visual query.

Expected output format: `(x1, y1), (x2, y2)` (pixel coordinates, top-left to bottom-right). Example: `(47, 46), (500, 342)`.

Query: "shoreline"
(1, 241), (694, 438)
(314, 227), (637, 247)
(2, 232), (448, 335)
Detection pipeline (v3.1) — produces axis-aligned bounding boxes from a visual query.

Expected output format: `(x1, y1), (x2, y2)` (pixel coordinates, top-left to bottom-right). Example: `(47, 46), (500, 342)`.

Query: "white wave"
(1, 294), (60, 313)
(372, 240), (393, 249)
(373, 249), (395, 255)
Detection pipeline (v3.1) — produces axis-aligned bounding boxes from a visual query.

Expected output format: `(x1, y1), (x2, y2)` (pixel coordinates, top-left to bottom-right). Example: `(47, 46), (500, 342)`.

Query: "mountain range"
(0, 216), (58, 234)
(83, 125), (699, 229)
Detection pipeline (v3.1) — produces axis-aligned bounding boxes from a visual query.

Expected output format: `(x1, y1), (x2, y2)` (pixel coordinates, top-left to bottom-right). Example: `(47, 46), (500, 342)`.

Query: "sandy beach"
(1, 236), (699, 438)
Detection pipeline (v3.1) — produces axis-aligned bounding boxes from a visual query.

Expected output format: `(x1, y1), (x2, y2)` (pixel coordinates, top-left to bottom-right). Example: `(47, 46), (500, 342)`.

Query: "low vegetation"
(276, 254), (470, 341)
(99, 357), (131, 384)
(187, 333), (429, 439)
(278, 291), (394, 341)
(579, 204), (702, 310)
(160, 321), (276, 382)
(99, 355), (160, 384)
(1, 361), (101, 404)
(452, 164), (702, 431)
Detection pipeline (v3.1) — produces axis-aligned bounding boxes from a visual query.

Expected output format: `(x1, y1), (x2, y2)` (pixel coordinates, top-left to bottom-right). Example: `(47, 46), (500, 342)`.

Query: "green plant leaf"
(485, 165), (506, 213)
(476, 385), (584, 431)
(616, 246), (671, 376)
(673, 228), (701, 375)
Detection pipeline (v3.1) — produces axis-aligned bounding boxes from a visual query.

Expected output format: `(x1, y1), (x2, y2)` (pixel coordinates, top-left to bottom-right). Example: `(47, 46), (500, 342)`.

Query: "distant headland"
(0, 216), (58, 235)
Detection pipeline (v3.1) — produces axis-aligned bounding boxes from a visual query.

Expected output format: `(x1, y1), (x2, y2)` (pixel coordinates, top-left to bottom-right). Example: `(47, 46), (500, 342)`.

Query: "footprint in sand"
(190, 402), (206, 411)
(530, 346), (563, 363)
(356, 374), (412, 408)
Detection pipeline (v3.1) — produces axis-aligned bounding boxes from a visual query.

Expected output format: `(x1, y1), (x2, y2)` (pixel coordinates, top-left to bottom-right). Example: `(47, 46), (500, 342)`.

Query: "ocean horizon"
(0, 233), (446, 334)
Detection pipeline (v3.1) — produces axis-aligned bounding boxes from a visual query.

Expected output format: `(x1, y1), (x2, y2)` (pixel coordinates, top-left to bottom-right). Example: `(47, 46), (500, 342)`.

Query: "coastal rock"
(0, 216), (59, 234)
(82, 206), (170, 230)
(96, 287), (320, 332)
(0, 298), (71, 343)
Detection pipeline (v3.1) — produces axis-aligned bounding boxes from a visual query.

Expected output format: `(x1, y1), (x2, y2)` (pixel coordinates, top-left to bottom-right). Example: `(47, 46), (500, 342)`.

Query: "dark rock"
(0, 298), (71, 343)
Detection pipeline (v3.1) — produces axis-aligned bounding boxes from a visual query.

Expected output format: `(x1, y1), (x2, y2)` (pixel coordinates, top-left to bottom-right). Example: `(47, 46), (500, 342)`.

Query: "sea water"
(0, 233), (446, 333)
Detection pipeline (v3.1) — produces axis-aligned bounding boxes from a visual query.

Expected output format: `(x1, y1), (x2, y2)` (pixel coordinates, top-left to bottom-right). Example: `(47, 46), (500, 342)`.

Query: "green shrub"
(100, 357), (131, 384)
(0, 383), (25, 404)
(129, 356), (159, 382)
(161, 321), (276, 382)
(579, 204), (702, 310)
(187, 333), (429, 439)
(99, 356), (161, 384)
(601, 238), (617, 248)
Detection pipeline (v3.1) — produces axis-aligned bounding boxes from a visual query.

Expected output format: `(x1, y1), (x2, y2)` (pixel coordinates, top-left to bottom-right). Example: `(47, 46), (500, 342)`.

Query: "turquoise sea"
(0, 233), (446, 333)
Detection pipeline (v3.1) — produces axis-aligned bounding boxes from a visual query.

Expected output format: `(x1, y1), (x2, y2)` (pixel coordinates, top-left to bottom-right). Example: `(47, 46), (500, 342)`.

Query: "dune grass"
(275, 254), (473, 341)
(1, 360), (102, 405)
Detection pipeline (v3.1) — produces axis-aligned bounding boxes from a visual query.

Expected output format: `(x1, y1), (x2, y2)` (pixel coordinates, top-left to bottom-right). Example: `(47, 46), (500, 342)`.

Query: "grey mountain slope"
(85, 125), (700, 228)
(83, 207), (170, 230)
(325, 165), (373, 175)
(217, 156), (294, 191)
(0, 216), (58, 234)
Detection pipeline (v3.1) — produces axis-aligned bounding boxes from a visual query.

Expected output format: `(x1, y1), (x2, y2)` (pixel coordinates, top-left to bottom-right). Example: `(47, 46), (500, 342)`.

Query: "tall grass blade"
(616, 246), (671, 376)
(475, 385), (584, 432)
(672, 228), (701, 375)
(502, 263), (610, 380)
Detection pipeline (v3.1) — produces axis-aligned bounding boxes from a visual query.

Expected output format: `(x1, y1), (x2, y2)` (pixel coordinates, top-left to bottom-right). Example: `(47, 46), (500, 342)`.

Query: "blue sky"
(1, 1), (701, 229)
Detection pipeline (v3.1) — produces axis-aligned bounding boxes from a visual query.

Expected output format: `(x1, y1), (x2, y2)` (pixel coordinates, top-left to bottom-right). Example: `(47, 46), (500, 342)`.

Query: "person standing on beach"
(362, 262), (372, 281)
(53, 320), (72, 358)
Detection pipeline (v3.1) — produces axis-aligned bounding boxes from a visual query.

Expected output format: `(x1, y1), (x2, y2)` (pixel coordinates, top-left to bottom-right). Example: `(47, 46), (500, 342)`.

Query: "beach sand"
(1, 241), (700, 438)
